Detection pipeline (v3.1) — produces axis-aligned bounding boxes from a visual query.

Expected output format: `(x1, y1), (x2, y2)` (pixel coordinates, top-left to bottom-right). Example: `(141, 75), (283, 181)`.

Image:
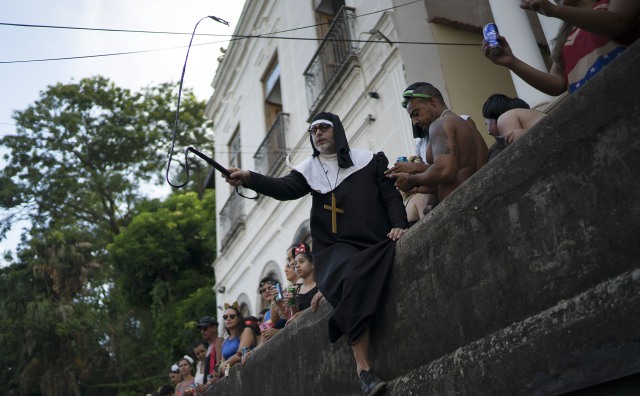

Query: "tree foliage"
(109, 191), (216, 310)
(0, 77), (219, 395)
(103, 191), (218, 393)
(0, 76), (213, 244)
(0, 229), (110, 396)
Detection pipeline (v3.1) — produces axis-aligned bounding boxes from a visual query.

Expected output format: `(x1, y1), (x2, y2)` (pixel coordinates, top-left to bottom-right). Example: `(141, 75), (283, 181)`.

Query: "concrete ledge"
(388, 269), (640, 395)
(208, 41), (640, 395)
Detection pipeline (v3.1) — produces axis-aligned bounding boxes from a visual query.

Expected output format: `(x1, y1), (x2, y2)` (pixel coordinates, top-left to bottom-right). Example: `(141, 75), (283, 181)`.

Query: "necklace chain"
(319, 159), (340, 191)
(440, 108), (451, 117)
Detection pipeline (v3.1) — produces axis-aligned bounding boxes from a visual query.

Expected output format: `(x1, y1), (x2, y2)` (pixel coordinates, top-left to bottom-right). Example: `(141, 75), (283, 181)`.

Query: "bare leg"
(352, 327), (386, 395)
(350, 327), (370, 375)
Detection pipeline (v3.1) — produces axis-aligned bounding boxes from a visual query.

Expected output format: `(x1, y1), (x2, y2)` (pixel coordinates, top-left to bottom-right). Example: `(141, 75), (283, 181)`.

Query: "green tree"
(0, 229), (110, 396)
(105, 191), (217, 390)
(109, 191), (216, 310)
(0, 76), (217, 395)
(0, 76), (213, 245)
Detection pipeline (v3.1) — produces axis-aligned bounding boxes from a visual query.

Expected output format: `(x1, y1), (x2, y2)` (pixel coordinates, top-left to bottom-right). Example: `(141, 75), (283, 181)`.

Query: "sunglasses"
(222, 314), (237, 320)
(401, 90), (432, 108)
(308, 123), (332, 136)
(259, 287), (271, 294)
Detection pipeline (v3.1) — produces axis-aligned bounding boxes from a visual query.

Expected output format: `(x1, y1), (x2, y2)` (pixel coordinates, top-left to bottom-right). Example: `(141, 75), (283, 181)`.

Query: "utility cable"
(164, 16), (258, 200)
(0, 0), (483, 66)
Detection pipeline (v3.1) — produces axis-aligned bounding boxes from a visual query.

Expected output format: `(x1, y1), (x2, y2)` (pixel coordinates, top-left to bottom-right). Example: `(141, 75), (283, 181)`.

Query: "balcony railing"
(304, 6), (358, 114)
(254, 112), (289, 177)
(219, 191), (245, 251)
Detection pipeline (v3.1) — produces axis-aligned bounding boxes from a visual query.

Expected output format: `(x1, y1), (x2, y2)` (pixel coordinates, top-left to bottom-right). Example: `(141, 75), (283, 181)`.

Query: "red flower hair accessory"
(294, 243), (307, 255)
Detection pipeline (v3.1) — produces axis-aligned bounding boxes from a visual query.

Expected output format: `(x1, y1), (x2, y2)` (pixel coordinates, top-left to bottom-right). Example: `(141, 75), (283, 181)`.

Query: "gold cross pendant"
(323, 193), (344, 234)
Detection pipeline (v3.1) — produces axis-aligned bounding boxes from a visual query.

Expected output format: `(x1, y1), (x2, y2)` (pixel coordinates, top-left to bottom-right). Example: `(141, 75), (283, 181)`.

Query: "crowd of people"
(145, 2), (639, 395)
(145, 242), (322, 396)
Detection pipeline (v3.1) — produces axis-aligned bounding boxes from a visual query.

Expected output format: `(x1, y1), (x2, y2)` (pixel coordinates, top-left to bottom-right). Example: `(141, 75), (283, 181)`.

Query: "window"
(314, 0), (345, 38)
(228, 128), (241, 169)
(228, 128), (241, 193)
(263, 58), (283, 128)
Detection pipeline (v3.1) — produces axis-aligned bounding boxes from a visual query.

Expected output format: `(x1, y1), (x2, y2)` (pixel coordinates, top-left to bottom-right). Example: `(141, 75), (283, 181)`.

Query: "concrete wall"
(206, 34), (640, 396)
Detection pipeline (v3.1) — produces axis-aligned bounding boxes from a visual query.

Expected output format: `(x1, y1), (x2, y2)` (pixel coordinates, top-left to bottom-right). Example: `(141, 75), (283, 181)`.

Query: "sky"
(0, 0), (247, 263)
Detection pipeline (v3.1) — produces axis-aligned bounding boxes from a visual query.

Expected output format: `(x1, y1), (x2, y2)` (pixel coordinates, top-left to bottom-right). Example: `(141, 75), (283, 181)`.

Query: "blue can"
(273, 283), (284, 302)
(396, 156), (408, 162)
(483, 23), (500, 48)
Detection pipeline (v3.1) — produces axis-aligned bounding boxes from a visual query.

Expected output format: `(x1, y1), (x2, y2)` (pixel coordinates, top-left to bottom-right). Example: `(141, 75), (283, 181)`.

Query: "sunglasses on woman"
(222, 314), (237, 320)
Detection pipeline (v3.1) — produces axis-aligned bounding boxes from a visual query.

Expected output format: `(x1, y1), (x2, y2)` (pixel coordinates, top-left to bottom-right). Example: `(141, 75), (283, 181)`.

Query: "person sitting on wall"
(387, 83), (485, 202)
(191, 339), (210, 394)
(168, 364), (182, 387)
(387, 82), (488, 213)
(285, 243), (320, 324)
(196, 316), (222, 386)
(218, 302), (257, 377)
(396, 155), (430, 225)
(483, 0), (640, 96)
(257, 276), (286, 342)
(482, 94), (545, 159)
(266, 244), (303, 333)
(222, 111), (408, 396)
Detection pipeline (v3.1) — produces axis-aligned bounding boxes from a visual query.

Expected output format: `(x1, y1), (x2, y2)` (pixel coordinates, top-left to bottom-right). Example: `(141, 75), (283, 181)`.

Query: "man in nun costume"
(224, 112), (408, 396)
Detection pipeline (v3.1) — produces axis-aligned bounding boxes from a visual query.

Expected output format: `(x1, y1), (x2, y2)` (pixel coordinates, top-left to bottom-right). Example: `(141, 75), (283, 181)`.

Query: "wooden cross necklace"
(319, 160), (343, 234)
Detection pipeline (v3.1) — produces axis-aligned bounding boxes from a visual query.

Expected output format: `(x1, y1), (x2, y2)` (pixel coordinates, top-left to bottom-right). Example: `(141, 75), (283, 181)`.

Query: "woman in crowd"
(262, 244), (302, 341)
(190, 339), (209, 393)
(293, 243), (318, 311)
(481, 94), (546, 151)
(256, 276), (280, 342)
(174, 356), (196, 396)
(484, 0), (640, 96)
(168, 364), (182, 386)
(218, 302), (257, 376)
(244, 315), (262, 348)
(284, 243), (301, 287)
(240, 315), (262, 363)
(287, 243), (323, 324)
(397, 156), (429, 226)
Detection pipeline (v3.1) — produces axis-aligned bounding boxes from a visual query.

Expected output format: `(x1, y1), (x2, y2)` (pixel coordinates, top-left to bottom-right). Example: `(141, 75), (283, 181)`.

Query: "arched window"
(291, 219), (312, 249)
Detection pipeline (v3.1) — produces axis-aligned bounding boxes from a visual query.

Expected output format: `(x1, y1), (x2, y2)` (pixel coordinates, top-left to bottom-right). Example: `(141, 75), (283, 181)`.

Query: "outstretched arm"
(482, 35), (567, 96)
(224, 168), (310, 201)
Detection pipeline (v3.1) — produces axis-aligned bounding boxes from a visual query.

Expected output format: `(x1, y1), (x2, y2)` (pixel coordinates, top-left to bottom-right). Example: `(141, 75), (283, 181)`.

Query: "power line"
(0, 1), (422, 39)
(0, 1), (479, 65)
(0, 41), (221, 64)
(0, 37), (478, 65)
(0, 21), (220, 36)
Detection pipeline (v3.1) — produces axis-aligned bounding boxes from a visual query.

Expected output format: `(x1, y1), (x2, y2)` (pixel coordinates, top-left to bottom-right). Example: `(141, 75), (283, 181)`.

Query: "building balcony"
(219, 191), (246, 252)
(303, 6), (359, 117)
(254, 112), (289, 177)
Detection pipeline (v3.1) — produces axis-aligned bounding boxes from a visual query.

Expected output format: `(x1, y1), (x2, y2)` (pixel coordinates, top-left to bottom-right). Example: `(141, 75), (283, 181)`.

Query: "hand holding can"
(483, 23), (503, 57)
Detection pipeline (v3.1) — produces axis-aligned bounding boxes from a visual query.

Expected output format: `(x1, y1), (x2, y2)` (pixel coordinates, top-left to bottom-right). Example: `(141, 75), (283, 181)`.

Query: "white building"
(205, 0), (563, 320)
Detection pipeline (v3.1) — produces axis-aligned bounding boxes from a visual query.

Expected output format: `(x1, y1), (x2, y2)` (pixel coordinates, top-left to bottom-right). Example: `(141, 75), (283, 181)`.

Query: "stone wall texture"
(207, 41), (640, 395)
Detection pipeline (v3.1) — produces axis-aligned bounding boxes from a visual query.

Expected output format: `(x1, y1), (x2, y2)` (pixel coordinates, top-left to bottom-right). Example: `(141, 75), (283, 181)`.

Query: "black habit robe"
(247, 151), (408, 343)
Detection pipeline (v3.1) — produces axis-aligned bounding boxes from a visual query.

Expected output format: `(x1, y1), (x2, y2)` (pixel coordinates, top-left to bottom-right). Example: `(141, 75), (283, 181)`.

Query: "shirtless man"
(387, 83), (483, 201)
